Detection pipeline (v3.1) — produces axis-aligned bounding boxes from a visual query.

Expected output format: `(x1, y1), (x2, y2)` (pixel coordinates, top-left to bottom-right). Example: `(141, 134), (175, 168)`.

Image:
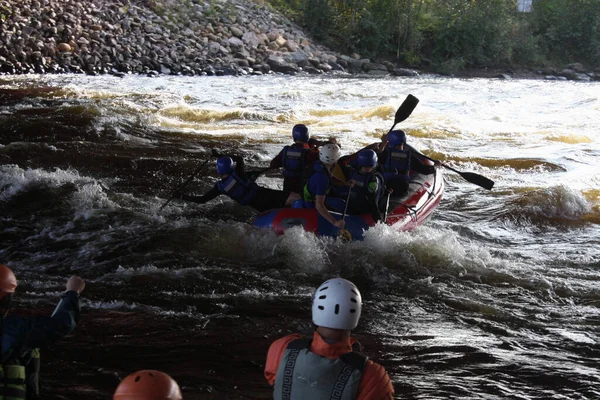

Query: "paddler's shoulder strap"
(339, 351), (368, 372)
(286, 338), (312, 350)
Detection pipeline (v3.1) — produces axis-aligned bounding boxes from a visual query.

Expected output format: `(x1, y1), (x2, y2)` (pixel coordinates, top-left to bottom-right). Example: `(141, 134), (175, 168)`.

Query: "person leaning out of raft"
(176, 154), (300, 212)
(377, 130), (439, 197)
(264, 277), (394, 400)
(0, 264), (85, 400)
(292, 143), (348, 228)
(113, 369), (182, 399)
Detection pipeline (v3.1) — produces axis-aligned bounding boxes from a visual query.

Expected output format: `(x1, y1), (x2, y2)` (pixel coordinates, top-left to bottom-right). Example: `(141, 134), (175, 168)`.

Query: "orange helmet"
(0, 264), (17, 300)
(113, 370), (182, 400)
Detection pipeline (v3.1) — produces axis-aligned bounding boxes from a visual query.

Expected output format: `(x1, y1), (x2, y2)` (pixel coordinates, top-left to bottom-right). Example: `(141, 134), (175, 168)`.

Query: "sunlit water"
(0, 73), (599, 399)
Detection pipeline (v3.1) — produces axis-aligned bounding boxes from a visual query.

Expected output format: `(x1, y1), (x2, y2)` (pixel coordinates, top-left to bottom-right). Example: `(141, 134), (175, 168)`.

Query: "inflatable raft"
(251, 164), (444, 241)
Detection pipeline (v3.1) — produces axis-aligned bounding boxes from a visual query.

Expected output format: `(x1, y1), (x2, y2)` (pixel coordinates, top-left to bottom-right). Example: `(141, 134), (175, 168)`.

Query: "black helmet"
(388, 130), (407, 147)
(216, 156), (234, 175)
(292, 124), (309, 143)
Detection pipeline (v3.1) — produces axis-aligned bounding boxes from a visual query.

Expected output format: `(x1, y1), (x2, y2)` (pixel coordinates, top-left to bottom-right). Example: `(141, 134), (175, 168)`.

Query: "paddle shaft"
(418, 153), (494, 190)
(379, 94), (420, 152)
(159, 159), (210, 212)
(382, 191), (392, 222)
(341, 186), (352, 220)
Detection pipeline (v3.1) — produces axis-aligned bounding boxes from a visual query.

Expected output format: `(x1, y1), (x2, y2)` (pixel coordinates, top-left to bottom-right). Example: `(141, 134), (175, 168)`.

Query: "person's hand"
(333, 219), (345, 228)
(66, 276), (85, 294)
(387, 188), (394, 194)
(347, 180), (356, 187)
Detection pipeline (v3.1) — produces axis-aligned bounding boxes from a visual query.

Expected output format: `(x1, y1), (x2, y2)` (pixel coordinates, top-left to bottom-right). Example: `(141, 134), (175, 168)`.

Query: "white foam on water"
(0, 165), (117, 220)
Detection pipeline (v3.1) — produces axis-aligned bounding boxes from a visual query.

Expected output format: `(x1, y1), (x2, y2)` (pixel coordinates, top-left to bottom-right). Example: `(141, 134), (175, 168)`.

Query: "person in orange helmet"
(113, 370), (182, 399)
(264, 278), (394, 399)
(0, 264), (85, 400)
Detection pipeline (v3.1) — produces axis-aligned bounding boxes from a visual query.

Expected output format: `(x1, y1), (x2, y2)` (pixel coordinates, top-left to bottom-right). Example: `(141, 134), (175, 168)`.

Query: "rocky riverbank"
(1, 0), (599, 80)
(0, 0), (421, 78)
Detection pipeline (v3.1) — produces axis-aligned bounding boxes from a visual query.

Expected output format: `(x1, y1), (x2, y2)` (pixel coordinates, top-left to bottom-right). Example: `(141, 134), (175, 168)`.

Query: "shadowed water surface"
(0, 74), (599, 399)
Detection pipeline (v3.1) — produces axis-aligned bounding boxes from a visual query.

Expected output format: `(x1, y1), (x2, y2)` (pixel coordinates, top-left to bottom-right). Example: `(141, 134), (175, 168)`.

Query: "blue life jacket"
(216, 172), (259, 205)
(381, 148), (411, 175)
(380, 148), (411, 184)
(348, 170), (384, 214)
(282, 145), (307, 178)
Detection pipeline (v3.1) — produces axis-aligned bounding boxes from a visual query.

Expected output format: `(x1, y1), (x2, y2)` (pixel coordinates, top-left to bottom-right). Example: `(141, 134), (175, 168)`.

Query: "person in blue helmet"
(269, 124), (320, 194)
(345, 149), (386, 222)
(178, 155), (300, 212)
(293, 143), (347, 228)
(0, 263), (85, 400)
(377, 129), (437, 196)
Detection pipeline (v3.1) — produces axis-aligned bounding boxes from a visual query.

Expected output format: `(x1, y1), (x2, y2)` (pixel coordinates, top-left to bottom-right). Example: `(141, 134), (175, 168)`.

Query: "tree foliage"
(269, 0), (600, 71)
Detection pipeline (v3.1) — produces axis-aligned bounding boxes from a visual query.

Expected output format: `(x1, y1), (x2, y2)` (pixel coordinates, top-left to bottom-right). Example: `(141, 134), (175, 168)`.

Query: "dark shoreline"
(0, 67), (581, 81)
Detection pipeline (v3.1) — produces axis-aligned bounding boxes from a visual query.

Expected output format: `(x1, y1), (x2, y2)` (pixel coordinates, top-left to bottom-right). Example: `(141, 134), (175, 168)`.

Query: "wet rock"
(267, 54), (300, 74)
(393, 68), (419, 77)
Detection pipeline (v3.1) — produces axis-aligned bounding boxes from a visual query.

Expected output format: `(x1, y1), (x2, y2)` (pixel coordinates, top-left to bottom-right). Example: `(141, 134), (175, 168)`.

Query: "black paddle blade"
(395, 94), (420, 124)
(457, 171), (495, 190)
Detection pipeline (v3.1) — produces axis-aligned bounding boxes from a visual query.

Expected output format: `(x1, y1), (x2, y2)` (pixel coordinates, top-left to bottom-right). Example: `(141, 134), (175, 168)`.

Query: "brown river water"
(0, 74), (599, 399)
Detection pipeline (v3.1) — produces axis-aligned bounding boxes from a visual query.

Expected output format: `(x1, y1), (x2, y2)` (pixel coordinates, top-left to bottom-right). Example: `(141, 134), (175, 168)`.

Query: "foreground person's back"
(264, 278), (394, 399)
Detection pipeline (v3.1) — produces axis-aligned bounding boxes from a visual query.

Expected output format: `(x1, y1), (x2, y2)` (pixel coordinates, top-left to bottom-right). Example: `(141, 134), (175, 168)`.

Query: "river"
(0, 73), (599, 399)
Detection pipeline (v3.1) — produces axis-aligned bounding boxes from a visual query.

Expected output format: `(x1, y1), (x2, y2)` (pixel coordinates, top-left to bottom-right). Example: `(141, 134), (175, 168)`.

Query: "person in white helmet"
(264, 278), (394, 400)
(292, 143), (348, 228)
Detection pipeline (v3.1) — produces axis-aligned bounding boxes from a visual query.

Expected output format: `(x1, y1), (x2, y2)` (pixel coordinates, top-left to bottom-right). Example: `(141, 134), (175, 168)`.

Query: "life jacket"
(0, 349), (40, 400)
(216, 172), (259, 205)
(380, 148), (411, 178)
(303, 162), (330, 202)
(348, 170), (384, 214)
(273, 338), (366, 400)
(348, 170), (375, 192)
(282, 145), (307, 178)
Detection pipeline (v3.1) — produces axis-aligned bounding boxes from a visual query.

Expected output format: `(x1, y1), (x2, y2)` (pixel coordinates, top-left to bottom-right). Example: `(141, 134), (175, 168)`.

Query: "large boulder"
(266, 54), (300, 74)
(242, 31), (263, 48)
(283, 50), (309, 67)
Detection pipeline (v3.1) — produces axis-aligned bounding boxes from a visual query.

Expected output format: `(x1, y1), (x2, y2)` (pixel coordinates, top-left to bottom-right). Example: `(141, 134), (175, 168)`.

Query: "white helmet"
(312, 278), (362, 330)
(319, 143), (342, 166)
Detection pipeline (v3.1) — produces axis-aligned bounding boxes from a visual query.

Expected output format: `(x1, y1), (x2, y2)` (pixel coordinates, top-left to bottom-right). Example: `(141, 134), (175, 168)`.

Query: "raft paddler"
(377, 130), (439, 197)
(344, 149), (386, 222)
(264, 277), (394, 400)
(269, 124), (319, 194)
(177, 155), (300, 212)
(0, 264), (85, 400)
(292, 143), (348, 228)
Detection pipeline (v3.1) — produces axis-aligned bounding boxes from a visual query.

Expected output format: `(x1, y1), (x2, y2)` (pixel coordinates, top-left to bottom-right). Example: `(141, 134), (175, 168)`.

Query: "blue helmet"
(292, 124), (309, 143)
(216, 156), (234, 175)
(357, 149), (378, 168)
(387, 130), (407, 147)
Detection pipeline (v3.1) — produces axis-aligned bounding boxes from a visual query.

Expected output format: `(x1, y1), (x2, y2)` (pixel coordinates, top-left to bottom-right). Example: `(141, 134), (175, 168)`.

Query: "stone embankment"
(0, 0), (419, 77)
(1, 0), (598, 80)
